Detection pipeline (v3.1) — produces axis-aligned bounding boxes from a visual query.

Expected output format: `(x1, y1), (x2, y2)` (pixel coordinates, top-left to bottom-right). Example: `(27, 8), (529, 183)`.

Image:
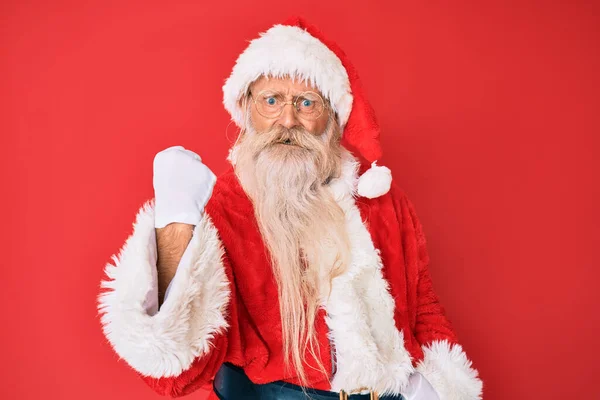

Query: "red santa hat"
(222, 16), (392, 199)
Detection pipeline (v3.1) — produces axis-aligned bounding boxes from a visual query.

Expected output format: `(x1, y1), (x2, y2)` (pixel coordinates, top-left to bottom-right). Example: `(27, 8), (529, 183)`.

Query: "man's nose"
(277, 104), (301, 129)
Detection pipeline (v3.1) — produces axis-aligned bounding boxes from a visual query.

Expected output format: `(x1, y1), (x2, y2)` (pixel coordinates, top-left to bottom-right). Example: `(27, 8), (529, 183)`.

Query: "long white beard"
(231, 110), (350, 384)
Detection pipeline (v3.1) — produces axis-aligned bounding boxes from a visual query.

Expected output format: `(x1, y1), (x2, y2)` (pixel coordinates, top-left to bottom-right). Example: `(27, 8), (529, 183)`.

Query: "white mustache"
(261, 126), (312, 148)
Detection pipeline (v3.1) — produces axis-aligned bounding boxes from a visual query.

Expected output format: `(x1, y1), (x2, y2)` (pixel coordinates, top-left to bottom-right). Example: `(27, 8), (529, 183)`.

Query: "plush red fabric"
(138, 162), (460, 397)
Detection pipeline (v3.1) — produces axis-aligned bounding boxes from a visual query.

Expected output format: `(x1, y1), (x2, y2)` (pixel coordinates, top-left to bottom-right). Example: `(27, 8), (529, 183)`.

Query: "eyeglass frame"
(247, 89), (330, 121)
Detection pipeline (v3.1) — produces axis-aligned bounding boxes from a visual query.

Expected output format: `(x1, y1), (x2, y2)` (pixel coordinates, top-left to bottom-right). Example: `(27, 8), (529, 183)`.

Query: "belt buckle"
(338, 389), (379, 400)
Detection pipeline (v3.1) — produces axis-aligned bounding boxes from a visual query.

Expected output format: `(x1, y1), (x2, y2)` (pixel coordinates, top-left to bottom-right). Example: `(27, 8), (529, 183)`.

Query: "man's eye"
(302, 99), (313, 107)
(266, 97), (277, 106)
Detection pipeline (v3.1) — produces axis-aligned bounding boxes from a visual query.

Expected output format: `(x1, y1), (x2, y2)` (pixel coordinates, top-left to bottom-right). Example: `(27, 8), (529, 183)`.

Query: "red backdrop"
(2, 1), (599, 399)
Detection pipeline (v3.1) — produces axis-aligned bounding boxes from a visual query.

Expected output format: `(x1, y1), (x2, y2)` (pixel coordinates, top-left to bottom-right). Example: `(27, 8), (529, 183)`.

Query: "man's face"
(244, 75), (331, 135)
(233, 73), (342, 200)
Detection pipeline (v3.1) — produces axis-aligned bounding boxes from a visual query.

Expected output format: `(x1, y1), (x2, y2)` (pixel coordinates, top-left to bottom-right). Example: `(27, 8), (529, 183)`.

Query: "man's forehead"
(249, 75), (325, 97)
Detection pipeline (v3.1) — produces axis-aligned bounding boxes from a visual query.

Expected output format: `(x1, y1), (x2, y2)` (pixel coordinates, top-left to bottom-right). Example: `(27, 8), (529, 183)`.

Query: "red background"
(2, 1), (599, 399)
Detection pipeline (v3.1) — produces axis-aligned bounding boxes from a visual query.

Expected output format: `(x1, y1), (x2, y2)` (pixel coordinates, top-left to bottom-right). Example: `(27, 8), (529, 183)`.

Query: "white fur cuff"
(416, 340), (483, 400)
(97, 201), (230, 378)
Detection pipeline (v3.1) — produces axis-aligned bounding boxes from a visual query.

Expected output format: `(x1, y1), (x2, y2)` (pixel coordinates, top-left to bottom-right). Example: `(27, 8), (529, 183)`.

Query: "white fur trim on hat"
(222, 24), (353, 129)
(357, 161), (392, 199)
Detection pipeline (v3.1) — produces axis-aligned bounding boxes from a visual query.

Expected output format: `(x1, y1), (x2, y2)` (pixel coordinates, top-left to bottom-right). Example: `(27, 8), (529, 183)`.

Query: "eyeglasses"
(249, 89), (327, 121)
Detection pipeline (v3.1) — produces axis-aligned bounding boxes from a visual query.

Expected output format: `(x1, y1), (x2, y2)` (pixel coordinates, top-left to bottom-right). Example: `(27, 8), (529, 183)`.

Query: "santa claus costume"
(97, 16), (483, 400)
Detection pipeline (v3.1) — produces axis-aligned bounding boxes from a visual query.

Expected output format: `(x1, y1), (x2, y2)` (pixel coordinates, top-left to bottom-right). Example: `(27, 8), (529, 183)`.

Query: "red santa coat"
(98, 150), (483, 399)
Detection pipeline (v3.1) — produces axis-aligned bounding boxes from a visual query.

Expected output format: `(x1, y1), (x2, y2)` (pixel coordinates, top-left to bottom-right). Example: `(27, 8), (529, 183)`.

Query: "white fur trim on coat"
(222, 24), (353, 129)
(97, 201), (230, 378)
(324, 150), (414, 395)
(416, 340), (483, 400)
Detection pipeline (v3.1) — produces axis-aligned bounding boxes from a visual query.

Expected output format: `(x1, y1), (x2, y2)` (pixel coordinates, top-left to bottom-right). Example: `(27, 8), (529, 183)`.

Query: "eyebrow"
(254, 89), (323, 98)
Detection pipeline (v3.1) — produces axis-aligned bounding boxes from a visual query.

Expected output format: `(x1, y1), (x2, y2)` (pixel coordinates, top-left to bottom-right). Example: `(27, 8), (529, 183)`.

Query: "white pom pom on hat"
(357, 161), (393, 199)
(222, 16), (392, 198)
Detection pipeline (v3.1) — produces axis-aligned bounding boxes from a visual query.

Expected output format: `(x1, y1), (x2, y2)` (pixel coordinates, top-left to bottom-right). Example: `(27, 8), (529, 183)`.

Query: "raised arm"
(97, 146), (233, 397)
(153, 145), (217, 307)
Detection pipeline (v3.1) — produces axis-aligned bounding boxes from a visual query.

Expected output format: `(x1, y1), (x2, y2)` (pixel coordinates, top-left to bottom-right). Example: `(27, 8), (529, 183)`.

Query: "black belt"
(213, 362), (404, 400)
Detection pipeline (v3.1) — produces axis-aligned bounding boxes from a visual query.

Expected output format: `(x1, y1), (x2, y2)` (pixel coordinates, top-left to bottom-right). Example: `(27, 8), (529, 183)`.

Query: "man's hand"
(402, 372), (440, 400)
(153, 145), (216, 229)
(153, 145), (216, 306)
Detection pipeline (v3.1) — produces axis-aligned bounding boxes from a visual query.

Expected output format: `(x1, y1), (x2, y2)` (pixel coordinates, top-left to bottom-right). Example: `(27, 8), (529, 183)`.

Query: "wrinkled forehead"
(248, 74), (326, 98)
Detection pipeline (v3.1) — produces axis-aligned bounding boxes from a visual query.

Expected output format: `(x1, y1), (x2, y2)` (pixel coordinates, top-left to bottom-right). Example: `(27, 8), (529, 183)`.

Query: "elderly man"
(98, 17), (483, 400)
